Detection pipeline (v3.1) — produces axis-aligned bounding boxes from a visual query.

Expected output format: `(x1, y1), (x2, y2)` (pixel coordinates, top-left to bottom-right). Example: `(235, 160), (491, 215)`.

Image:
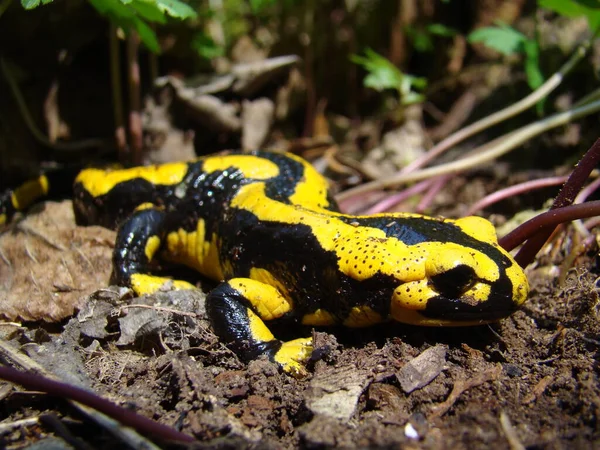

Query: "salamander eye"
(429, 265), (476, 299)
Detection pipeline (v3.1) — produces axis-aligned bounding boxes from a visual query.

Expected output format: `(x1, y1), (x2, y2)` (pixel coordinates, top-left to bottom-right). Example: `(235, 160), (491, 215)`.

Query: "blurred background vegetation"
(0, 0), (598, 189)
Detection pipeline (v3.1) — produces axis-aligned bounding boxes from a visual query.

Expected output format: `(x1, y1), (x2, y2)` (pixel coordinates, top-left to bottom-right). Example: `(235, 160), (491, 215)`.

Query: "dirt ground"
(0, 197), (599, 449)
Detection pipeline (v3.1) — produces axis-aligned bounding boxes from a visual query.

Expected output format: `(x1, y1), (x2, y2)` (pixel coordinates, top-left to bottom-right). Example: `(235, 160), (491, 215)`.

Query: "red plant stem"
(500, 200), (600, 253)
(0, 366), (195, 443)
(513, 138), (600, 267)
(127, 33), (143, 165)
(466, 176), (569, 216)
(109, 24), (127, 162)
(363, 179), (433, 214)
(416, 175), (449, 213)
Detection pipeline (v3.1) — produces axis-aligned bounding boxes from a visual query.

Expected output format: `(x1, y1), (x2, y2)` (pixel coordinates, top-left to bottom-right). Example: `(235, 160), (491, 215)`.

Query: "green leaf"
(21, 0), (44, 9)
(426, 23), (458, 37)
(89, 0), (161, 52)
(523, 39), (544, 90)
(539, 0), (600, 33)
(539, 0), (599, 17)
(467, 24), (527, 55)
(351, 49), (404, 91)
(153, 0), (197, 19)
(249, 0), (279, 13)
(192, 32), (224, 59)
(89, 0), (135, 19)
(402, 91), (425, 106)
(129, 0), (167, 23)
(351, 49), (426, 104)
(413, 31), (434, 52)
(131, 15), (161, 52)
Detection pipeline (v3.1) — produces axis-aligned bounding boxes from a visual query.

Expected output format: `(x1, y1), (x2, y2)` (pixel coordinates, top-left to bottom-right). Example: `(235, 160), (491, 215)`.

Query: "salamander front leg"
(112, 207), (195, 295)
(206, 278), (313, 376)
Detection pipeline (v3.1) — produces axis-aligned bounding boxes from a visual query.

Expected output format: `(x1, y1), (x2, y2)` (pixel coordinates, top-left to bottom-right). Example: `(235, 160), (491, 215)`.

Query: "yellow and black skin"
(0, 151), (529, 375)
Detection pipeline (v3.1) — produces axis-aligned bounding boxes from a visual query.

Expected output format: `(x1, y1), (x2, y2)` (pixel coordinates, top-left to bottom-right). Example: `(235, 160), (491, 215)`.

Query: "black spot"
(430, 265), (475, 300)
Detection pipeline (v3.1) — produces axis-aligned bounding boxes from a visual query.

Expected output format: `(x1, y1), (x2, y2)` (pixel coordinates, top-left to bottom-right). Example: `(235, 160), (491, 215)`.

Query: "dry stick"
(0, 417), (40, 435)
(401, 42), (589, 175)
(511, 138), (600, 266)
(499, 412), (526, 450)
(428, 364), (501, 420)
(336, 98), (600, 202)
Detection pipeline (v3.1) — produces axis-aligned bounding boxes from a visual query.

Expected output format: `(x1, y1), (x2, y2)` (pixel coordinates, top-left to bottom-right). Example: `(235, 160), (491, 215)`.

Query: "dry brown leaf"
(0, 201), (114, 322)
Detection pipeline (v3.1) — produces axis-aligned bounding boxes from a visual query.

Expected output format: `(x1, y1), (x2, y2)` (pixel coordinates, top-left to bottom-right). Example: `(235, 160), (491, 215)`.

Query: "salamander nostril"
(429, 265), (476, 300)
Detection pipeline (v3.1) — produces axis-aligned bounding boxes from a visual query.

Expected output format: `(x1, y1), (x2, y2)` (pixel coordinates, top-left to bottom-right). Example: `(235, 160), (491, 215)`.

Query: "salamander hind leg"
(111, 206), (195, 295)
(206, 278), (313, 376)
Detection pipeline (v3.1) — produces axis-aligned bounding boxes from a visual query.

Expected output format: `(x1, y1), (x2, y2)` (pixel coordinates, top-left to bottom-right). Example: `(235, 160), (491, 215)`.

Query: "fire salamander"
(0, 151), (529, 375)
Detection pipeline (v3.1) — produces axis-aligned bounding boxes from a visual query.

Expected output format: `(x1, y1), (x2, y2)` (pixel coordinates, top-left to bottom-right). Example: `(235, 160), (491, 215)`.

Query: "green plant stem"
(336, 95), (600, 202)
(400, 41), (589, 175)
(572, 85), (600, 109)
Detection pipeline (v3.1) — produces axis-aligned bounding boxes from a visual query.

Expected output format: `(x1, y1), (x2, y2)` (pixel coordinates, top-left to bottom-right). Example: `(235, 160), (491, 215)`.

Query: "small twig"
(0, 417), (40, 435)
(522, 375), (552, 405)
(118, 304), (199, 318)
(499, 411), (526, 450)
(0, 321), (22, 328)
(428, 364), (501, 419)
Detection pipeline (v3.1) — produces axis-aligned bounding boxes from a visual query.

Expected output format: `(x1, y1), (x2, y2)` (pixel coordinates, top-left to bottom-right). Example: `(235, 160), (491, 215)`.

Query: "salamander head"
(385, 216), (529, 326)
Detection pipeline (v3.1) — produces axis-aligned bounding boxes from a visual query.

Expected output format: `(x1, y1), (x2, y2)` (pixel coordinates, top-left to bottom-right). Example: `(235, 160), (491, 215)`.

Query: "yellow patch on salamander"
(76, 162), (189, 197)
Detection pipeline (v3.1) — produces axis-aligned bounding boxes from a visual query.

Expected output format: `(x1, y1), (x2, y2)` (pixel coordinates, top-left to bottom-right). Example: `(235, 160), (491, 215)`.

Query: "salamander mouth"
(421, 293), (519, 322)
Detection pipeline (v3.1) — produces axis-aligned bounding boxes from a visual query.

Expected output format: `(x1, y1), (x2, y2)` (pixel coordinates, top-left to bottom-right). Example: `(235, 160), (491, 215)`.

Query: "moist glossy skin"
(1, 151), (529, 375)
